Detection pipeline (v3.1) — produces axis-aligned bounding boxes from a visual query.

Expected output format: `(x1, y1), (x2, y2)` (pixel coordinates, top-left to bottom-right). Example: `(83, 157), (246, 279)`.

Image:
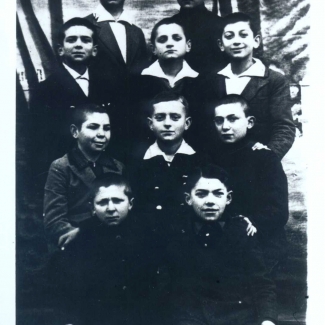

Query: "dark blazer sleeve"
(263, 71), (295, 159)
(44, 159), (77, 245)
(252, 150), (289, 233)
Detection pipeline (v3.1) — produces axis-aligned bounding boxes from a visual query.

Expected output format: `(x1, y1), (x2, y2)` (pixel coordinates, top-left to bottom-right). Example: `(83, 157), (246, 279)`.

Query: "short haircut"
(185, 164), (232, 192)
(150, 17), (189, 44)
(147, 92), (190, 117)
(213, 94), (252, 117)
(90, 173), (133, 202)
(58, 17), (98, 45)
(221, 12), (259, 36)
(71, 103), (109, 129)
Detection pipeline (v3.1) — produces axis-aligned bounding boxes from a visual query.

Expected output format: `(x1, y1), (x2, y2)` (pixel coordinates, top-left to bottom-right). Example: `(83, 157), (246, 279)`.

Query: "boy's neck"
(230, 56), (254, 75)
(157, 138), (183, 157)
(159, 59), (184, 79)
(63, 60), (88, 75)
(102, 4), (124, 19)
(78, 143), (101, 162)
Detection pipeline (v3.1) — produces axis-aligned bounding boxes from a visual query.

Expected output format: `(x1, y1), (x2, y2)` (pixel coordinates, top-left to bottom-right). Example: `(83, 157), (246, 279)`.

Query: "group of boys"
(31, 1), (296, 325)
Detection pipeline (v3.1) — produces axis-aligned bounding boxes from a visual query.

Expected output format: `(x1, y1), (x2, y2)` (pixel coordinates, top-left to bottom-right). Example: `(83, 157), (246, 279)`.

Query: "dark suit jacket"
(84, 15), (149, 158)
(171, 5), (227, 74)
(44, 147), (124, 251)
(201, 66), (296, 159)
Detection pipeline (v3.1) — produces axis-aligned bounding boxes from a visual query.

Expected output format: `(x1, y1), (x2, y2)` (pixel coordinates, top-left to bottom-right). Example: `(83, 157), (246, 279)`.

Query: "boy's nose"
(107, 201), (115, 211)
(222, 121), (231, 130)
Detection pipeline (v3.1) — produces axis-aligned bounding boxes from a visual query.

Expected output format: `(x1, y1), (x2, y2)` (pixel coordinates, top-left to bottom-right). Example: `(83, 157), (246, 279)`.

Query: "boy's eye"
(223, 32), (234, 40)
(112, 198), (124, 204)
(228, 116), (238, 122)
(172, 34), (183, 41)
(65, 36), (77, 43)
(96, 199), (108, 206)
(87, 124), (99, 130)
(156, 36), (168, 43)
(80, 36), (93, 43)
(195, 191), (207, 198)
(239, 32), (249, 38)
(170, 114), (181, 121)
(213, 191), (224, 198)
(214, 117), (224, 125)
(154, 114), (165, 121)
(103, 125), (111, 131)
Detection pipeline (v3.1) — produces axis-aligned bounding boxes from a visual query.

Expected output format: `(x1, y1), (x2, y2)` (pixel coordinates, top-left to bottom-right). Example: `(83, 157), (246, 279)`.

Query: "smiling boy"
(208, 94), (288, 277)
(164, 164), (278, 325)
(202, 12), (295, 159)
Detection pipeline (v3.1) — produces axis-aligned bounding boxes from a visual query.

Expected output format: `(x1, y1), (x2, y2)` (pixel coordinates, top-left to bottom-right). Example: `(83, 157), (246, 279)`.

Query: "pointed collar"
(68, 146), (119, 171)
(141, 60), (198, 87)
(62, 63), (89, 80)
(143, 140), (195, 162)
(93, 3), (133, 24)
(218, 58), (266, 79)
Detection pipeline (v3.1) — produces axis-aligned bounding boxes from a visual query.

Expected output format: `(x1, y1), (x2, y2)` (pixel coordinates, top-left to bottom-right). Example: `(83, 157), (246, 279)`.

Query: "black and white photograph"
(9, 0), (316, 324)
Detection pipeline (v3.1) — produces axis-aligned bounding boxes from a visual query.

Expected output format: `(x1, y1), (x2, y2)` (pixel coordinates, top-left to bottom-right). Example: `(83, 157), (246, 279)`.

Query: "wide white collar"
(141, 60), (198, 87)
(143, 140), (196, 162)
(93, 3), (133, 24)
(218, 58), (265, 78)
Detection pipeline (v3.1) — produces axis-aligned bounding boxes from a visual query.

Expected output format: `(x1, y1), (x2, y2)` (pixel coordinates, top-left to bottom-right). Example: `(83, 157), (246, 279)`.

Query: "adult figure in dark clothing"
(171, 0), (227, 74)
(85, 0), (149, 161)
(163, 164), (278, 325)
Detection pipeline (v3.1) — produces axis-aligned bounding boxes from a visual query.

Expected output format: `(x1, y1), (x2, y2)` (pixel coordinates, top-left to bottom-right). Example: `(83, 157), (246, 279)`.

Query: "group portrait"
(15, 0), (310, 324)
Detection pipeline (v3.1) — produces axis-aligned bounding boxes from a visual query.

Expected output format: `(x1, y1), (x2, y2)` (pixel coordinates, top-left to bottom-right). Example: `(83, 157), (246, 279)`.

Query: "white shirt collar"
(143, 140), (196, 162)
(218, 58), (265, 78)
(93, 3), (133, 24)
(141, 60), (199, 87)
(63, 63), (89, 80)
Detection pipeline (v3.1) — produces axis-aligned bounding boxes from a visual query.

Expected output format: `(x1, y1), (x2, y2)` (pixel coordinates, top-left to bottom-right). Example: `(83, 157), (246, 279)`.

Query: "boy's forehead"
(156, 23), (185, 37)
(153, 100), (186, 115)
(214, 103), (245, 116)
(224, 21), (252, 33)
(96, 185), (127, 198)
(64, 25), (94, 38)
(82, 112), (110, 124)
(192, 177), (227, 191)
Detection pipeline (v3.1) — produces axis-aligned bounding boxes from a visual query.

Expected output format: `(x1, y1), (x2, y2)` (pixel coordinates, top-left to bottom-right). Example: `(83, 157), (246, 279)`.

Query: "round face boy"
(148, 100), (191, 144)
(153, 23), (191, 61)
(177, 0), (205, 9)
(58, 25), (97, 65)
(219, 21), (260, 61)
(72, 112), (111, 154)
(214, 103), (254, 144)
(185, 177), (232, 222)
(93, 185), (133, 227)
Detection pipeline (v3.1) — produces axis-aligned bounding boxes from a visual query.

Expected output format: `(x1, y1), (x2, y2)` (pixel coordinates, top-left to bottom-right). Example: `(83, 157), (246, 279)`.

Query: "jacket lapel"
(241, 69), (270, 101)
(69, 164), (96, 188)
(125, 24), (139, 67)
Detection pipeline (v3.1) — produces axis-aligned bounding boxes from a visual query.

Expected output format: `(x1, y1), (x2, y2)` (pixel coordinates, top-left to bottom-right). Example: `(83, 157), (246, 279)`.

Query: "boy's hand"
(252, 142), (271, 151)
(58, 228), (80, 250)
(239, 215), (257, 236)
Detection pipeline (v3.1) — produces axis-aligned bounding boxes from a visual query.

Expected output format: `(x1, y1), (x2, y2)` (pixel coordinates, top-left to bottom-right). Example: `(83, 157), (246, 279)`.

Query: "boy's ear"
(128, 198), (134, 210)
(70, 124), (79, 139)
(253, 34), (261, 49)
(218, 39), (224, 51)
(247, 116), (255, 129)
(184, 192), (192, 206)
(57, 44), (64, 57)
(226, 191), (233, 205)
(92, 45), (98, 57)
(147, 117), (153, 130)
(185, 116), (192, 130)
(150, 43), (157, 56)
(186, 39), (192, 53)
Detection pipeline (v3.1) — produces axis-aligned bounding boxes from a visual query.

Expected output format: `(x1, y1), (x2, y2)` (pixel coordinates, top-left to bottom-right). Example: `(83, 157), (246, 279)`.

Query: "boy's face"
(71, 112), (111, 154)
(148, 100), (191, 143)
(185, 177), (232, 222)
(58, 25), (97, 65)
(214, 103), (254, 143)
(93, 185), (133, 227)
(219, 21), (260, 61)
(153, 24), (191, 60)
(177, 0), (205, 9)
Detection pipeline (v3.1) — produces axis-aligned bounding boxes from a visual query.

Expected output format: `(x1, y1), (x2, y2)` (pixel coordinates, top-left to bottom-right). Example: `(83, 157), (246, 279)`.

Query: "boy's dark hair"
(147, 92), (190, 117)
(58, 17), (98, 45)
(185, 164), (232, 192)
(150, 17), (189, 44)
(71, 103), (109, 129)
(214, 94), (252, 117)
(90, 173), (133, 202)
(221, 12), (259, 36)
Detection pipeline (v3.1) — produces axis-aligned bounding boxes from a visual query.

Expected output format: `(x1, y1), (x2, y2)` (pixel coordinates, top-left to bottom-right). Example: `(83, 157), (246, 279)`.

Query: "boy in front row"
(208, 94), (289, 275)
(201, 12), (295, 159)
(164, 164), (278, 325)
